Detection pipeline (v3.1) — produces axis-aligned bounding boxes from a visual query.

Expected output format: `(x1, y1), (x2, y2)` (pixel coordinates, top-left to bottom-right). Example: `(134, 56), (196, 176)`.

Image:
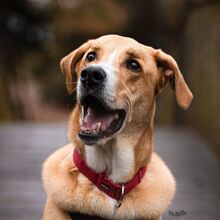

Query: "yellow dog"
(42, 35), (193, 220)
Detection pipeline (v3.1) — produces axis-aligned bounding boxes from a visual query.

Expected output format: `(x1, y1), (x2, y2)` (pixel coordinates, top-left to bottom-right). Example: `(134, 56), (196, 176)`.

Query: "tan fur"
(43, 144), (175, 219)
(42, 35), (193, 220)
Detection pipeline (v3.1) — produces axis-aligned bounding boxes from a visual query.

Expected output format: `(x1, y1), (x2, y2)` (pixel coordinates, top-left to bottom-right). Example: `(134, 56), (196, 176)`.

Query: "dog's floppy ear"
(60, 41), (91, 94)
(154, 49), (193, 110)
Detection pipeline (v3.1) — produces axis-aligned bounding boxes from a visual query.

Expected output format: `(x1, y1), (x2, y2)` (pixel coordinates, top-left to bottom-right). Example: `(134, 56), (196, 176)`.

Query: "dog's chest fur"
(85, 140), (134, 183)
(42, 144), (176, 219)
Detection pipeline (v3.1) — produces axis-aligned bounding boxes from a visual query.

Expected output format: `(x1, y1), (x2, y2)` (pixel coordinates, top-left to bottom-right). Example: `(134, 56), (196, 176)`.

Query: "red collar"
(73, 149), (147, 207)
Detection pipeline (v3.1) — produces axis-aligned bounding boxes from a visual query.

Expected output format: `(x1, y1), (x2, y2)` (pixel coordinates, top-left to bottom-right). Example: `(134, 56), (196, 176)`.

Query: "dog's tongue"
(82, 106), (117, 133)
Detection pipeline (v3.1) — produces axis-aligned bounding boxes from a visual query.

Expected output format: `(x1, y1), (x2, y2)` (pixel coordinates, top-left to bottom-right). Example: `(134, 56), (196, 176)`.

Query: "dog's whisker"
(69, 87), (77, 93)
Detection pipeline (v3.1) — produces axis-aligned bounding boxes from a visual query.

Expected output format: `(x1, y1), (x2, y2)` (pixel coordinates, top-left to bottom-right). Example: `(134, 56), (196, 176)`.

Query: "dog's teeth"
(81, 127), (88, 132)
(96, 122), (101, 132)
(81, 123), (101, 134)
(79, 118), (83, 125)
(81, 106), (84, 118)
(114, 113), (119, 120)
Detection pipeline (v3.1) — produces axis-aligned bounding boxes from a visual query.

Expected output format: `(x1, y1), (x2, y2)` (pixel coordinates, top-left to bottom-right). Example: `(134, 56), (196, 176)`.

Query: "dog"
(42, 35), (193, 220)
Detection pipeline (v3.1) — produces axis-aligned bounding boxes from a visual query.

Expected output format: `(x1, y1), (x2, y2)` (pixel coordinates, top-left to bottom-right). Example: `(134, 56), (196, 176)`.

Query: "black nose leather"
(80, 66), (106, 89)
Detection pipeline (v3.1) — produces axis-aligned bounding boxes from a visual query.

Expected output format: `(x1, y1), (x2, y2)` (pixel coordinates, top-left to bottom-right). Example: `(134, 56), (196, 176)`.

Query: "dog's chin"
(78, 95), (127, 146)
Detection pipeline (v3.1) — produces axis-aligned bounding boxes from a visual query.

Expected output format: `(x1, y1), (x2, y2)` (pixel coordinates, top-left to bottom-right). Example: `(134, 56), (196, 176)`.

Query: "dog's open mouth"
(78, 95), (126, 145)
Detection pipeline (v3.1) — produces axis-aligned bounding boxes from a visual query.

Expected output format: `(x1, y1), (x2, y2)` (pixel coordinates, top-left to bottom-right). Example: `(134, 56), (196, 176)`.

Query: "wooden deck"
(0, 123), (219, 220)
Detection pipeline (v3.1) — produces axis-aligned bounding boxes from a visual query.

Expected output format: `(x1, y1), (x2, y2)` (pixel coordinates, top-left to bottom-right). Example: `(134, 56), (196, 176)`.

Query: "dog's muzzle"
(80, 66), (106, 92)
(78, 66), (127, 145)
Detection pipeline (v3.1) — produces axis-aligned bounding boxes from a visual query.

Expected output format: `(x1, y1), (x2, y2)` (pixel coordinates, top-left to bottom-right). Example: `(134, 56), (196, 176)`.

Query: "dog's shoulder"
(42, 144), (77, 208)
(143, 152), (176, 205)
(42, 144), (116, 218)
(145, 152), (176, 205)
(42, 143), (74, 182)
(116, 152), (176, 218)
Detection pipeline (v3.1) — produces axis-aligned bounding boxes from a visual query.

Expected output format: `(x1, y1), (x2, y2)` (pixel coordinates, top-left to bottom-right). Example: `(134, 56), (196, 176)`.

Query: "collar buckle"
(97, 173), (112, 192)
(115, 184), (125, 208)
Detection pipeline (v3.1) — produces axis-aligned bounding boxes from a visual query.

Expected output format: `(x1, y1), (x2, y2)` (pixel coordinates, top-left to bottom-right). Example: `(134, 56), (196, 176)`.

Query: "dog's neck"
(70, 106), (154, 183)
(84, 127), (153, 183)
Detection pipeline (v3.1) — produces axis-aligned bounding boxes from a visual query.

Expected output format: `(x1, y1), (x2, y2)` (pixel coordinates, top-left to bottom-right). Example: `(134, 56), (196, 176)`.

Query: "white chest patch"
(85, 143), (134, 183)
(109, 145), (134, 183)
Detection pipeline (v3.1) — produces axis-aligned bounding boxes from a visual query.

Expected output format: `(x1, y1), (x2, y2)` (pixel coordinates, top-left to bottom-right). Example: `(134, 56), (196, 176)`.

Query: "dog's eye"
(127, 59), (141, 72)
(86, 52), (96, 62)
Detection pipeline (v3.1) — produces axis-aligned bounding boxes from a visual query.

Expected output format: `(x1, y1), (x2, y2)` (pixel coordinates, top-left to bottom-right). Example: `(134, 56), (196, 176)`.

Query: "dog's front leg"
(42, 197), (71, 220)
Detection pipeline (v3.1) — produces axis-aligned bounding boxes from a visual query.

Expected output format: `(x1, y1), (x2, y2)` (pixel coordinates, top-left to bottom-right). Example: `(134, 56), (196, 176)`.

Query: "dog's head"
(60, 35), (193, 146)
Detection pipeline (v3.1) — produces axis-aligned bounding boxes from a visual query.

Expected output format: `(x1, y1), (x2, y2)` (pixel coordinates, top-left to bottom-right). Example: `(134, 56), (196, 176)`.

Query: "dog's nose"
(80, 66), (106, 89)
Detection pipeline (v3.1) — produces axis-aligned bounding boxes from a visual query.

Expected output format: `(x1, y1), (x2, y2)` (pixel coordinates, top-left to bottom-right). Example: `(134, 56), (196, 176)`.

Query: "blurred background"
(0, 0), (220, 220)
(1, 0), (220, 155)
